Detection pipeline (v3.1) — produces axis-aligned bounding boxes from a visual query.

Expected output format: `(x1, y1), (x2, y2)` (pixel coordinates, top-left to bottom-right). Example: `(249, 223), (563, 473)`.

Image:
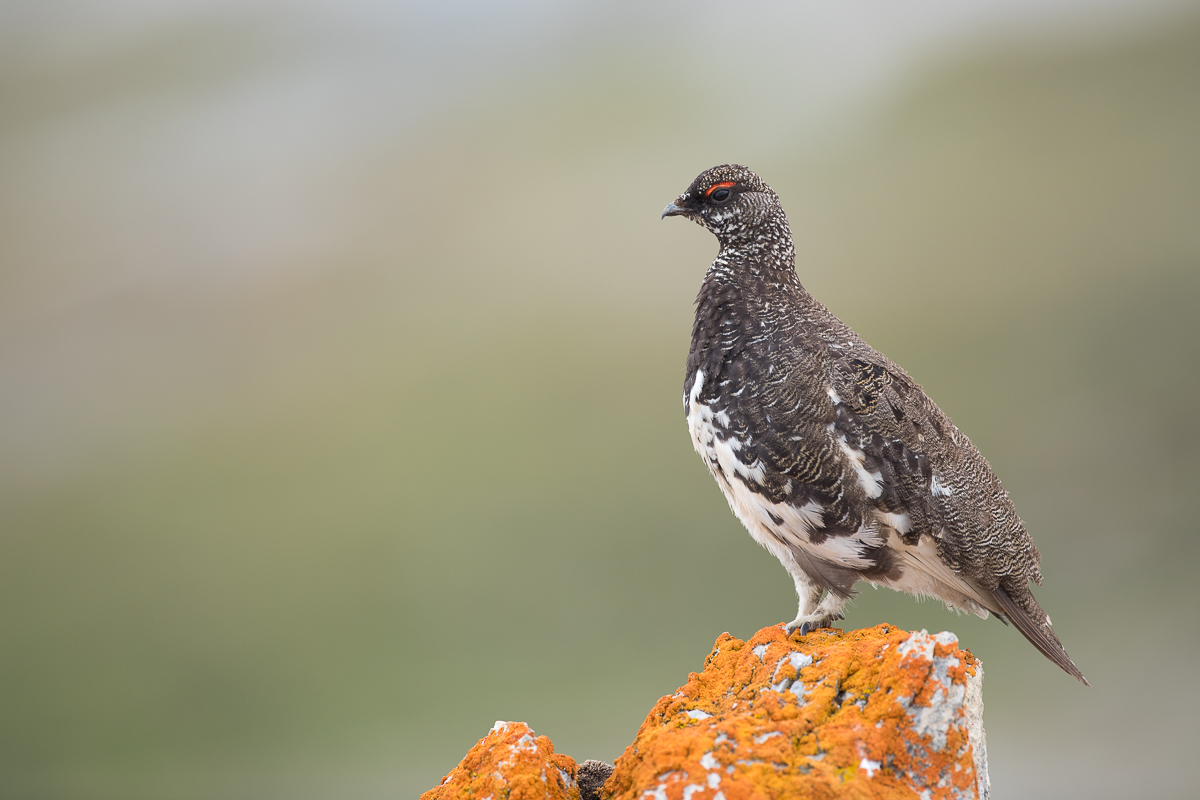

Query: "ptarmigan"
(663, 164), (1087, 684)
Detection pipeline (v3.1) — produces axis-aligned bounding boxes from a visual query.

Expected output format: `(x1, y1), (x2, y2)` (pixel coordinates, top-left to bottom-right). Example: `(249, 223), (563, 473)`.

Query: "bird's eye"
(711, 188), (731, 202)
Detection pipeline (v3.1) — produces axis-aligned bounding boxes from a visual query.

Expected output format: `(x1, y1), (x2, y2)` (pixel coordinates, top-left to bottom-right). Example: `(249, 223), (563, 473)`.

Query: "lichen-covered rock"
(421, 720), (579, 800)
(419, 626), (989, 800)
(605, 624), (988, 800)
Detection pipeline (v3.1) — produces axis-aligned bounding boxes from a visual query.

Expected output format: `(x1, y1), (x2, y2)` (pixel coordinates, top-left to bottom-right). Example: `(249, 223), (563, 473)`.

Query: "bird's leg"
(783, 575), (824, 636)
(784, 580), (847, 637)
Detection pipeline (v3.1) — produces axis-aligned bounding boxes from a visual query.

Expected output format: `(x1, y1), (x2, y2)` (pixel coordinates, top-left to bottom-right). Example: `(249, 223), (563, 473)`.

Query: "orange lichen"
(421, 720), (579, 800)
(604, 624), (985, 800)
(419, 625), (988, 800)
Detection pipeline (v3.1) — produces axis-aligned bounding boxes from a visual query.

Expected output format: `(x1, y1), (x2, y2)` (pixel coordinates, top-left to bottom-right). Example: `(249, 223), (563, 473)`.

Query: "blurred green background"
(2, 1), (1198, 798)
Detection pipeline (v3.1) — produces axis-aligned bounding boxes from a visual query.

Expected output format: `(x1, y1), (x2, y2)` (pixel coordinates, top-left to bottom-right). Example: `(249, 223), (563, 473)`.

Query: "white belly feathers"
(686, 370), (880, 571)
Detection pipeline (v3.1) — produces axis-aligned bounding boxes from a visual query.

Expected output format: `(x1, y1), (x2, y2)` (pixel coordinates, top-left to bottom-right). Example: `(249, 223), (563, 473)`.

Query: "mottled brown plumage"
(664, 164), (1086, 684)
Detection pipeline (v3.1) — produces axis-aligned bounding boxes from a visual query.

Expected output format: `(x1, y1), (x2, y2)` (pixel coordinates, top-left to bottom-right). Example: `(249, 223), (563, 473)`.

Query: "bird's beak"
(661, 200), (686, 219)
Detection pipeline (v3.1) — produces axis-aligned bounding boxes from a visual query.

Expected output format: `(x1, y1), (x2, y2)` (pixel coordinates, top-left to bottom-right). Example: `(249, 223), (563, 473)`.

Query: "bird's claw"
(784, 613), (845, 638)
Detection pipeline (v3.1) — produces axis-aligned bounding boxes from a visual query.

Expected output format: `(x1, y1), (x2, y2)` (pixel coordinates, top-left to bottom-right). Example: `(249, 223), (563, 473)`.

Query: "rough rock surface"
(422, 624), (988, 800)
(606, 624), (987, 800)
(421, 720), (578, 800)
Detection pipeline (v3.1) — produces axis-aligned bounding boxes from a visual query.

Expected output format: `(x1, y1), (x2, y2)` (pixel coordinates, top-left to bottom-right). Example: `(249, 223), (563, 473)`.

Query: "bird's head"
(661, 164), (784, 245)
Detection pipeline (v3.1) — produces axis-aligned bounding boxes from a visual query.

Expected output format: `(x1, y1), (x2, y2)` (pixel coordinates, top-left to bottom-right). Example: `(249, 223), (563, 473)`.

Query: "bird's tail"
(991, 582), (1089, 686)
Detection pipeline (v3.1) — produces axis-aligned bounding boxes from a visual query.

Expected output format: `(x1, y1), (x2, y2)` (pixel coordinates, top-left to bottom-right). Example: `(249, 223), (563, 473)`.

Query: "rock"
(606, 624), (988, 800)
(421, 624), (989, 800)
(420, 720), (579, 800)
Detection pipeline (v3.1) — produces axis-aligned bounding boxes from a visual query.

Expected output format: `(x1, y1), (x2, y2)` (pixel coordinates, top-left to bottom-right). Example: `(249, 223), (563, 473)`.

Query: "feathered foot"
(784, 613), (844, 637)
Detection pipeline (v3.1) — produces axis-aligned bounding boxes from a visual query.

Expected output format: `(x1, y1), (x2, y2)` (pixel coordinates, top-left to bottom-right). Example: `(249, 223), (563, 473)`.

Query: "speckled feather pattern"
(667, 165), (1086, 684)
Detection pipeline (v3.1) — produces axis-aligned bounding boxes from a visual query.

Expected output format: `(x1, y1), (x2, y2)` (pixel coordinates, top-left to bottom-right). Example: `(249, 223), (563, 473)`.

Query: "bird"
(662, 164), (1087, 684)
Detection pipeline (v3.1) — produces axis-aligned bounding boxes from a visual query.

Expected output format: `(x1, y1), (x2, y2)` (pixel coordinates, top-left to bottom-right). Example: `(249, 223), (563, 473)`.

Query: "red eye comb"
(704, 181), (737, 197)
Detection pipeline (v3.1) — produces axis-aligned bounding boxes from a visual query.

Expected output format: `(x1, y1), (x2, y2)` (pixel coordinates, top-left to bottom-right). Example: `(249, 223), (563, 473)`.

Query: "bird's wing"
(825, 352), (941, 537)
(823, 351), (1088, 683)
(824, 348), (1039, 575)
(823, 353), (995, 606)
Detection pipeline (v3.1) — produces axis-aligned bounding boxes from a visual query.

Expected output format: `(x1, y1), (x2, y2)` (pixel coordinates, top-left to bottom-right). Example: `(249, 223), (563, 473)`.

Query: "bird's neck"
(709, 240), (798, 287)
(712, 209), (797, 281)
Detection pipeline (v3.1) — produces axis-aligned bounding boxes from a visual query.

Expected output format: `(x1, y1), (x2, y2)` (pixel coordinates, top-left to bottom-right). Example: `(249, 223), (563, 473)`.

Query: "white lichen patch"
(770, 651), (813, 694)
(640, 783), (668, 800)
(894, 630), (989, 799)
(897, 631), (966, 751)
